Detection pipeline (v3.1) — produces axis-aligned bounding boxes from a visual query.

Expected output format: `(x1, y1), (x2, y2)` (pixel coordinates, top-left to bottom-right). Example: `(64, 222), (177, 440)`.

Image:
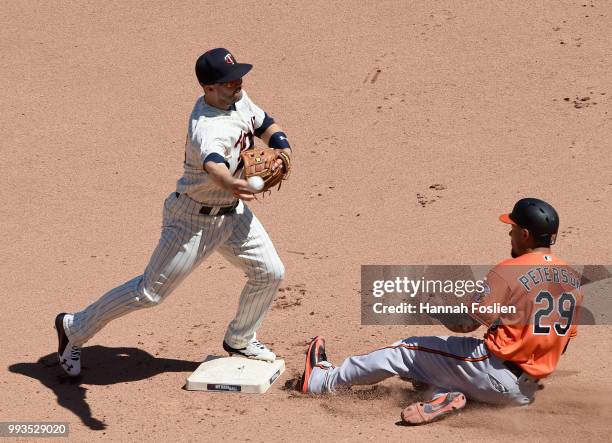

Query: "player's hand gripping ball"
(247, 176), (265, 192)
(240, 147), (291, 194)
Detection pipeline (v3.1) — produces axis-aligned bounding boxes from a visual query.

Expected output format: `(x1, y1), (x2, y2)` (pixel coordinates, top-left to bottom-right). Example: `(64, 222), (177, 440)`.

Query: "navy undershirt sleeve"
(204, 152), (229, 168)
(254, 113), (275, 137)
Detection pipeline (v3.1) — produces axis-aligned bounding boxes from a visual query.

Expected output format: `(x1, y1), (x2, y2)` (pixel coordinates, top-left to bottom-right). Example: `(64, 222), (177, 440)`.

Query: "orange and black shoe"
(300, 336), (328, 393)
(400, 392), (466, 425)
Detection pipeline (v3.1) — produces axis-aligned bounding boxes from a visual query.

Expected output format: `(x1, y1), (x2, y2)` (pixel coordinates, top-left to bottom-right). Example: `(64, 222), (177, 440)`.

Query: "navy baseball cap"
(499, 198), (559, 245)
(195, 48), (252, 85)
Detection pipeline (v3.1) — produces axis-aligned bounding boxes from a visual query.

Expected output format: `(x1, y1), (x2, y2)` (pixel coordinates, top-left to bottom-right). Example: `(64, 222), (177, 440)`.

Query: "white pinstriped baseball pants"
(64, 192), (285, 348)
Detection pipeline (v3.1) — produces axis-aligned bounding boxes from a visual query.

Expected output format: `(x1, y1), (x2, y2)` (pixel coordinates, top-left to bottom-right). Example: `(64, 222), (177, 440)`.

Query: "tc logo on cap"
(195, 48), (252, 85)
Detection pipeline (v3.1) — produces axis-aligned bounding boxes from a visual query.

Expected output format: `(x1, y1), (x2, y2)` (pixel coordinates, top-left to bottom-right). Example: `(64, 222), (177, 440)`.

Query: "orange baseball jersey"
(469, 252), (582, 378)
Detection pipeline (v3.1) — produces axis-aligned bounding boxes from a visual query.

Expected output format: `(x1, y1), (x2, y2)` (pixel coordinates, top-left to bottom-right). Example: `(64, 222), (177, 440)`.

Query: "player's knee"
(262, 260), (285, 285)
(278, 262), (286, 281)
(136, 284), (166, 308)
(272, 261), (285, 282)
(393, 336), (418, 347)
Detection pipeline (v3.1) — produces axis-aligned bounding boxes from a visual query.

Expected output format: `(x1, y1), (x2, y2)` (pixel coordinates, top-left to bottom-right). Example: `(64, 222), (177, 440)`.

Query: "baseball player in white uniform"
(55, 48), (293, 377)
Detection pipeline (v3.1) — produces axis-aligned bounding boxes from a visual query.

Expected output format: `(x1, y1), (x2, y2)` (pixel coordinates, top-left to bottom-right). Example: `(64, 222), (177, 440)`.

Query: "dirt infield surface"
(1, 1), (611, 441)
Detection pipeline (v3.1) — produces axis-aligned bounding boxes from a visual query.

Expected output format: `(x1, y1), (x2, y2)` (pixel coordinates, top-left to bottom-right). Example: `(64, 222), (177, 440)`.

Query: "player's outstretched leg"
(400, 391), (467, 425)
(57, 193), (231, 373)
(302, 336), (413, 394)
(300, 337), (467, 424)
(218, 206), (284, 362)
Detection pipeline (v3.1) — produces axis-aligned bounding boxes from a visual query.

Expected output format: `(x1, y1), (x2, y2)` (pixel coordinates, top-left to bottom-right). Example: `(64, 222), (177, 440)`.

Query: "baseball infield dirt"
(1, 1), (611, 441)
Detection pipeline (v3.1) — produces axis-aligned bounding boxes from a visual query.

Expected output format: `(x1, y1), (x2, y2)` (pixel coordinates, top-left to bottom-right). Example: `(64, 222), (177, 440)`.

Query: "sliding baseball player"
(302, 198), (582, 425)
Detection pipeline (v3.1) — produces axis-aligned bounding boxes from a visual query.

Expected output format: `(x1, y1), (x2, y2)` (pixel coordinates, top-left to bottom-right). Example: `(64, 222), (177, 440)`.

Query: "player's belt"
(175, 193), (238, 216)
(199, 201), (238, 216)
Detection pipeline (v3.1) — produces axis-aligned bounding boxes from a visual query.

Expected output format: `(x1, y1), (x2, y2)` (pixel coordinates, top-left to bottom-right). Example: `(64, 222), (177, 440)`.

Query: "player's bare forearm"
(204, 161), (236, 189)
(259, 123), (283, 145)
(204, 161), (255, 201)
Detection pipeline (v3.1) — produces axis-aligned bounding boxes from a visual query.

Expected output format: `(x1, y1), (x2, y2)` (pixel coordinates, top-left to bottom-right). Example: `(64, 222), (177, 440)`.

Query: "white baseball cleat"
(55, 313), (82, 377)
(223, 338), (276, 362)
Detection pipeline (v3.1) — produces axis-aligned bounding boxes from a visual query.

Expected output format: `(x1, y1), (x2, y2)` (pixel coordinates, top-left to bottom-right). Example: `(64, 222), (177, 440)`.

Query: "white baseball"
(247, 176), (264, 192)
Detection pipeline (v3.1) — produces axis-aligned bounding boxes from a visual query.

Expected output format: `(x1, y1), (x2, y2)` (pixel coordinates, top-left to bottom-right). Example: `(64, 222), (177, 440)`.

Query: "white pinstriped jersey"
(176, 90), (265, 205)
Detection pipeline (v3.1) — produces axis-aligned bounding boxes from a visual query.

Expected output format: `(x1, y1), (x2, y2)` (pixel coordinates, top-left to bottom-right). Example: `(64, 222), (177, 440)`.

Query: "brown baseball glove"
(240, 147), (291, 193)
